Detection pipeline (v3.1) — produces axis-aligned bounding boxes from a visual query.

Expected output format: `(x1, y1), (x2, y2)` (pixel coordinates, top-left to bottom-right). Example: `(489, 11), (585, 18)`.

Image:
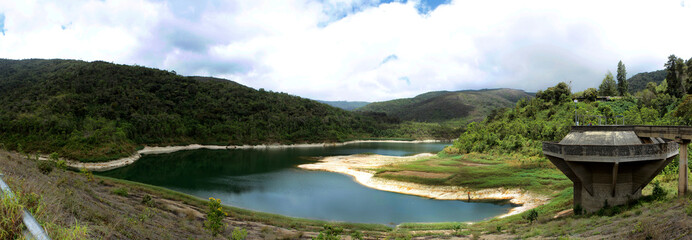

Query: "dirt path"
(298, 154), (549, 218)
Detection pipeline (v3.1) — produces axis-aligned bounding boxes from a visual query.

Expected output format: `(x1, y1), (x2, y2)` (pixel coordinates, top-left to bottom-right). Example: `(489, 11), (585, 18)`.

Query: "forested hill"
(355, 89), (533, 122)
(0, 59), (388, 161)
(627, 70), (666, 93)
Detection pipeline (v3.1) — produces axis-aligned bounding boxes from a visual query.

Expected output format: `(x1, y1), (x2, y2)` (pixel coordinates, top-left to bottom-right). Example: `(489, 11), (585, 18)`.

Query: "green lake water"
(101, 142), (516, 225)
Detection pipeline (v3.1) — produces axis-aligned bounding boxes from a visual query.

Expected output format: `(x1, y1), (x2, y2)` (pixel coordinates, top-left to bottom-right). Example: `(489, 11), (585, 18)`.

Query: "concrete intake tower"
(543, 126), (690, 213)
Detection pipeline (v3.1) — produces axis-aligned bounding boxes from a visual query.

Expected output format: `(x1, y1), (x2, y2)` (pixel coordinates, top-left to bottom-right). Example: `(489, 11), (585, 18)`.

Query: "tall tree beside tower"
(616, 60), (628, 96)
(665, 55), (680, 98)
(664, 54), (688, 98)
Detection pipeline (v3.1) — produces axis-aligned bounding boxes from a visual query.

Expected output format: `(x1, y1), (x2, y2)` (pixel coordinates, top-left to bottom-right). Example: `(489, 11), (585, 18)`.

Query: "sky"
(1, 0), (691, 101)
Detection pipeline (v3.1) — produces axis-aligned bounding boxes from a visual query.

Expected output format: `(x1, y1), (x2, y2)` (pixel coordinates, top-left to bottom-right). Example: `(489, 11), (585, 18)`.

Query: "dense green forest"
(356, 89), (533, 122)
(0, 59), (445, 161)
(317, 100), (370, 110)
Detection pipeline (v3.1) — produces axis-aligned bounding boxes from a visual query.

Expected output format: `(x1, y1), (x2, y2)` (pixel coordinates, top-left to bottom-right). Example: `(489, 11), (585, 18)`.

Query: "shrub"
(350, 230), (363, 240)
(141, 194), (155, 207)
(56, 160), (67, 170)
(232, 227), (248, 240)
(49, 152), (67, 170)
(313, 224), (343, 240)
(452, 224), (464, 236)
(686, 201), (692, 216)
(80, 168), (94, 181)
(111, 187), (129, 197)
(21, 192), (42, 214)
(49, 152), (59, 161)
(573, 204), (584, 215)
(597, 204), (623, 217)
(443, 146), (460, 154)
(523, 209), (539, 223)
(37, 160), (54, 174)
(651, 181), (666, 200)
(204, 197), (227, 236)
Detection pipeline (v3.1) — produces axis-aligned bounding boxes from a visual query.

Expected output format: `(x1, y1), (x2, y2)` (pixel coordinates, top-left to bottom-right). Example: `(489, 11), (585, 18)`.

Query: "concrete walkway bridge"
(543, 125), (691, 212)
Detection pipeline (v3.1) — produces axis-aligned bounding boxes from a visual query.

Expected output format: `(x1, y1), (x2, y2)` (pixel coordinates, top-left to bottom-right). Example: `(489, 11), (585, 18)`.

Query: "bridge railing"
(0, 173), (51, 240)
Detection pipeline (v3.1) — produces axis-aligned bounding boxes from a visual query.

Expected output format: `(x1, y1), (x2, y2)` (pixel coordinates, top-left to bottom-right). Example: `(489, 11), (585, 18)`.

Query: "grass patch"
(376, 152), (570, 195)
(375, 174), (449, 185)
(110, 187), (129, 197)
(397, 222), (469, 231)
(0, 192), (24, 239)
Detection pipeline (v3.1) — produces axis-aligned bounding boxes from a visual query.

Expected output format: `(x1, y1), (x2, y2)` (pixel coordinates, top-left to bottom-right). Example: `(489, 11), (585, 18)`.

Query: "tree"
(598, 72), (617, 96)
(657, 79), (668, 94)
(616, 60), (628, 96)
(646, 82), (658, 94)
(673, 95), (692, 125)
(687, 57), (692, 94)
(675, 57), (688, 95)
(664, 55), (683, 98)
(583, 88), (598, 102)
(536, 82), (571, 104)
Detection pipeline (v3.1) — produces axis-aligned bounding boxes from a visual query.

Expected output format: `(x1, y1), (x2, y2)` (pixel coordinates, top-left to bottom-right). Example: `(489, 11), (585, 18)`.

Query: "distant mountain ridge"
(356, 88), (533, 123)
(627, 70), (666, 93)
(318, 100), (370, 110)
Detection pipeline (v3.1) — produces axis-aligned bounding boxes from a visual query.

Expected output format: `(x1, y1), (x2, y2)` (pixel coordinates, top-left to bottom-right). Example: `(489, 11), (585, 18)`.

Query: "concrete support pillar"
(612, 162), (619, 197)
(680, 141), (689, 197)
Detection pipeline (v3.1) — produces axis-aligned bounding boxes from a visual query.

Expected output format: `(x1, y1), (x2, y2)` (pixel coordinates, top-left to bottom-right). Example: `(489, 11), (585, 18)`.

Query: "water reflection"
(102, 142), (516, 224)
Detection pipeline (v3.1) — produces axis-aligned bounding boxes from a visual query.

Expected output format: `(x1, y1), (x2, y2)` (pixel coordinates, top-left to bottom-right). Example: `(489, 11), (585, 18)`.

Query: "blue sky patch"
(415, 0), (451, 14)
(380, 54), (399, 65)
(319, 0), (450, 26)
(0, 13), (5, 36)
(61, 22), (72, 30)
(399, 76), (411, 85)
(380, 0), (451, 14)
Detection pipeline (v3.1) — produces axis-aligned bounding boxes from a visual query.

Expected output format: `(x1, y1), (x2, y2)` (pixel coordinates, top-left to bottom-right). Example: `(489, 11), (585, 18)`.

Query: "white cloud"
(1, 0), (691, 101)
(0, 0), (162, 62)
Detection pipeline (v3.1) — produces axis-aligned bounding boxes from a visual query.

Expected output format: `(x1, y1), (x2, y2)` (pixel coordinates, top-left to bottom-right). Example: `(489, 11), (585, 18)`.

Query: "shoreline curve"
(297, 153), (549, 219)
(45, 139), (447, 172)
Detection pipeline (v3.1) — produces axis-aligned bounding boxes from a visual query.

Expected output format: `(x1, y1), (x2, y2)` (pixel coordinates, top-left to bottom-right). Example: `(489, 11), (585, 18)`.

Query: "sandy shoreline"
(46, 140), (446, 172)
(297, 154), (548, 219)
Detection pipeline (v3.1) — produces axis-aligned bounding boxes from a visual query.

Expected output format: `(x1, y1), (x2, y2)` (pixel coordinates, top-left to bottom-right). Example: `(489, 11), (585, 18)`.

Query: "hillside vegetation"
(627, 69), (666, 94)
(356, 88), (533, 123)
(448, 82), (690, 157)
(0, 59), (401, 161)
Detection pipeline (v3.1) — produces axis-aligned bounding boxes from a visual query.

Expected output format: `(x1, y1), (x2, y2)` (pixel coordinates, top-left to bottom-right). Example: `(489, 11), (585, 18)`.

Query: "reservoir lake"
(101, 142), (516, 225)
